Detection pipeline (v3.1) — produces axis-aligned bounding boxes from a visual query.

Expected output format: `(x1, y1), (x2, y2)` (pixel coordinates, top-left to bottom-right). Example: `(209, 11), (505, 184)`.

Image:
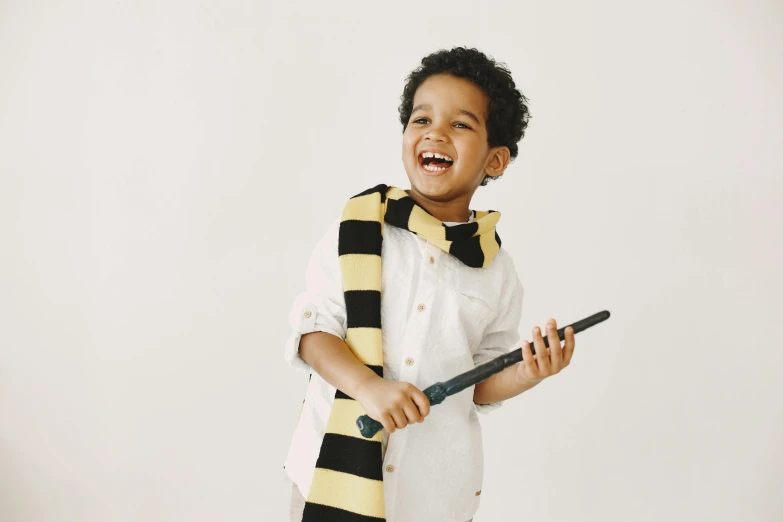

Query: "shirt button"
(386, 465), (395, 473)
(303, 310), (312, 318)
(417, 304), (425, 312)
(429, 256), (435, 264)
(405, 357), (414, 366)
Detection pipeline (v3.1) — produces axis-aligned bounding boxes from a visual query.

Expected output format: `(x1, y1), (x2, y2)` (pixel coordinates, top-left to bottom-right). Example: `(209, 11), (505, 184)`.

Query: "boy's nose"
(424, 125), (448, 141)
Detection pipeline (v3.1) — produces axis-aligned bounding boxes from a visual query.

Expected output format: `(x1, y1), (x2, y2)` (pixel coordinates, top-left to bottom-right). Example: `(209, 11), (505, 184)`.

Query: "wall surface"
(1, 1), (782, 520)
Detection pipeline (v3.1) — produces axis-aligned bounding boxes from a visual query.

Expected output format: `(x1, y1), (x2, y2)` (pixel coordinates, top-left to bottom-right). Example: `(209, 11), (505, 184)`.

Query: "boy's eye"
(411, 118), (471, 129)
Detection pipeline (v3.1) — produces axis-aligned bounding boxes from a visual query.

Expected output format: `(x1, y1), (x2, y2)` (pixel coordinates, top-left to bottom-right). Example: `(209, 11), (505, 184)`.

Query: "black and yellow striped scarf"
(301, 184), (501, 521)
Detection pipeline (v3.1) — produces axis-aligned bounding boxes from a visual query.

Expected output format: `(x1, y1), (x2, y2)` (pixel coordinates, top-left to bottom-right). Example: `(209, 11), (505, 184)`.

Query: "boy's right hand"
(354, 376), (430, 433)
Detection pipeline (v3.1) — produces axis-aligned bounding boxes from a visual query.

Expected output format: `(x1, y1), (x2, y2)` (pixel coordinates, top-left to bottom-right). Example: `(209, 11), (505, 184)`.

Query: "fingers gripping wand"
(356, 310), (610, 438)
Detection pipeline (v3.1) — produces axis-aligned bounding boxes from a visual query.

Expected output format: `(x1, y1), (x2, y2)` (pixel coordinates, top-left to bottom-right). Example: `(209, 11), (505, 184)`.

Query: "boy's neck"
(405, 189), (473, 223)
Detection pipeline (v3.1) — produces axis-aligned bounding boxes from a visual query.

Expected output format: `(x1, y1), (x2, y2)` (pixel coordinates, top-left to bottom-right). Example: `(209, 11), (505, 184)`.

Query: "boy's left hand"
(516, 318), (575, 384)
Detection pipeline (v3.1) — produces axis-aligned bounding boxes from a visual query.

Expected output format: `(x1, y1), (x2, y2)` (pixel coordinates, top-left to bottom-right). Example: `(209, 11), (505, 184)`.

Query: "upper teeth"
(421, 151), (453, 162)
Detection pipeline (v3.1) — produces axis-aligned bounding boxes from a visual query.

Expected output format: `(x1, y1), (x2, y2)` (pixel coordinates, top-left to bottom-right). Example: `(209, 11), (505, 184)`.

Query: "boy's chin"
(408, 177), (455, 201)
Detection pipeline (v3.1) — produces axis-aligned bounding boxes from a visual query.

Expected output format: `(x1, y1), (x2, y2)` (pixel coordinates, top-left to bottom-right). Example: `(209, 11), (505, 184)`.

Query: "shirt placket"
(383, 240), (440, 521)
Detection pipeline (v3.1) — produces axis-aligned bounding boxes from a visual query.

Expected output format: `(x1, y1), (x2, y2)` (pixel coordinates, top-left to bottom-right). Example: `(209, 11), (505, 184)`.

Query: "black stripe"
(495, 229), (502, 248)
(335, 365), (383, 399)
(448, 235), (485, 268)
(303, 502), (385, 522)
(344, 290), (381, 328)
(339, 220), (383, 256)
(352, 184), (388, 202)
(444, 220), (479, 241)
(314, 433), (384, 480)
(384, 197), (415, 230)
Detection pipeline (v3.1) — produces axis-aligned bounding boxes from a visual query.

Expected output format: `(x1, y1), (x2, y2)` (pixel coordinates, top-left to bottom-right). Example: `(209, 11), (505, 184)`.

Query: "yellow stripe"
(307, 468), (386, 518)
(342, 192), (384, 222)
(346, 328), (383, 366)
(474, 211), (501, 236)
(339, 254), (382, 291)
(408, 205), (446, 240)
(325, 398), (383, 441)
(479, 231), (500, 268)
(386, 187), (408, 201)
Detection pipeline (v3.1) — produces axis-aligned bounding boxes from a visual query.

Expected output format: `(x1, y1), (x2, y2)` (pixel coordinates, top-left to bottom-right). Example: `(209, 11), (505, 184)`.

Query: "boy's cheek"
(401, 136), (415, 157)
(401, 127), (421, 149)
(401, 142), (418, 171)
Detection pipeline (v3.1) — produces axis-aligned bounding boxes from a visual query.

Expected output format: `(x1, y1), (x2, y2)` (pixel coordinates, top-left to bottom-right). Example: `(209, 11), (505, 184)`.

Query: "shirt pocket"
(441, 278), (494, 354)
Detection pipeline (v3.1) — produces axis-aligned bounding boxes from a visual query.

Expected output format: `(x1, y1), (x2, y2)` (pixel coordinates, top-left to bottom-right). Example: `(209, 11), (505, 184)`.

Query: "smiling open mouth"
(418, 151), (454, 172)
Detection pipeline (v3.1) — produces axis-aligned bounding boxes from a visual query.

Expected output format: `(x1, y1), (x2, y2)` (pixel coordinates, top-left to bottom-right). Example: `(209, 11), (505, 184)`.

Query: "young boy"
(284, 47), (576, 522)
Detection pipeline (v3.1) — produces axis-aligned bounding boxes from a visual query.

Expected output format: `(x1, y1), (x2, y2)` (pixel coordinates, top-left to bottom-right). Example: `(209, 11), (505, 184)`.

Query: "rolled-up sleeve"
(472, 268), (524, 414)
(284, 219), (347, 374)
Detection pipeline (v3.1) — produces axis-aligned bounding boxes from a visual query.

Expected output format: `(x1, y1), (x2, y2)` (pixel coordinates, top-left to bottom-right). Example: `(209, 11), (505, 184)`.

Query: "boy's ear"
(484, 146), (511, 178)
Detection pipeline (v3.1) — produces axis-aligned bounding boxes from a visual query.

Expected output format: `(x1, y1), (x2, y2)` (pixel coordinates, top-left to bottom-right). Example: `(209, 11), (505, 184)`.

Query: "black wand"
(356, 310), (610, 438)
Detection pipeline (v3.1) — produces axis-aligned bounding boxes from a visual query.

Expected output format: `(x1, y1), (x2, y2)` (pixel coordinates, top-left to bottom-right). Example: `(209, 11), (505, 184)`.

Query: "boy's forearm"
(299, 331), (380, 399)
(473, 364), (541, 405)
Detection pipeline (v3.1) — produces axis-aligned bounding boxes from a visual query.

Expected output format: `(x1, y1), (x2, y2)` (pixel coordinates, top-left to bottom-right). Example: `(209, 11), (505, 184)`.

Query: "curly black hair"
(399, 47), (530, 186)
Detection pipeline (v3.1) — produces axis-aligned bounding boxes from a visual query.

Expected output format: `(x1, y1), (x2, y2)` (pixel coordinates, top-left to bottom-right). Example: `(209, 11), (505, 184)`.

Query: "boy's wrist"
(514, 368), (546, 395)
(514, 368), (545, 387)
(353, 372), (383, 402)
(514, 371), (546, 387)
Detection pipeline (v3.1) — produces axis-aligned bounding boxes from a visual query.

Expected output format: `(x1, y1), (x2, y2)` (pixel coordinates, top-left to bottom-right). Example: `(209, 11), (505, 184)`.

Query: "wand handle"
(356, 381), (448, 438)
(356, 310), (610, 438)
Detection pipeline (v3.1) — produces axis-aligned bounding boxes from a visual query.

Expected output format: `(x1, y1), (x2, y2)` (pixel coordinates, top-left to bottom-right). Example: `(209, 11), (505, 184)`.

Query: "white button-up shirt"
(284, 216), (524, 522)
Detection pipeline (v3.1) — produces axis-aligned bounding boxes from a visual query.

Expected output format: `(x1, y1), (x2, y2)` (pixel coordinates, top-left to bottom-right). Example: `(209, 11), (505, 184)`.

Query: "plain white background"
(1, 0), (782, 520)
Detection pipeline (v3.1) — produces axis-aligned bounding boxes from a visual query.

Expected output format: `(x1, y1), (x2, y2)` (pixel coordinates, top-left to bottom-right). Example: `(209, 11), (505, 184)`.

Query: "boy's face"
(401, 74), (509, 208)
